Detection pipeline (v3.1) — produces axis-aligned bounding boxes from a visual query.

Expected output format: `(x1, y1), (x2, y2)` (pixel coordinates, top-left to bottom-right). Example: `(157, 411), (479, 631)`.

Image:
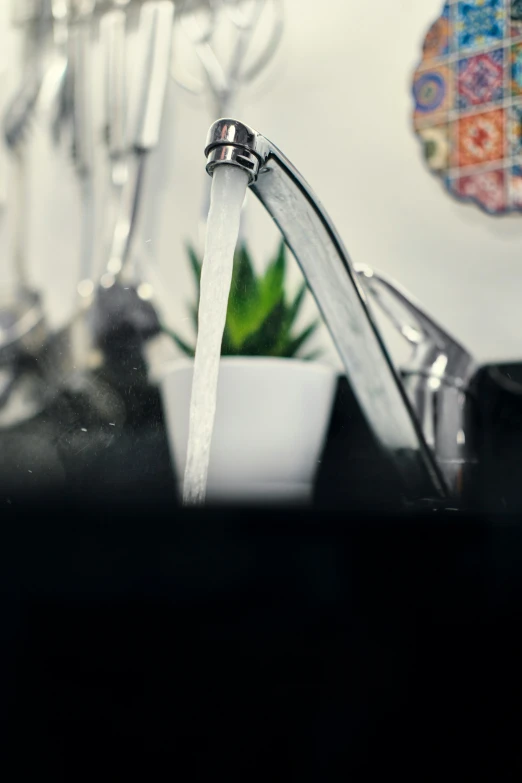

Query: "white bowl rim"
(157, 355), (341, 382)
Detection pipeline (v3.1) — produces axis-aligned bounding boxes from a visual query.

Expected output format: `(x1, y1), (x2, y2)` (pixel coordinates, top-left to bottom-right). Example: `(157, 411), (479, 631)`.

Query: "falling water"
(183, 165), (249, 506)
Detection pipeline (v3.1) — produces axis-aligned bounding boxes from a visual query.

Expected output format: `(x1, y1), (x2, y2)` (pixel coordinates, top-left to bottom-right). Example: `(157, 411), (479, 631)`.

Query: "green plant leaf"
(231, 243), (258, 309)
(301, 350), (322, 362)
(287, 281), (308, 325)
(259, 240), (286, 318)
(268, 280), (310, 355)
(189, 302), (199, 331)
(282, 320), (320, 358)
(169, 331), (195, 357)
(240, 299), (287, 357)
(221, 323), (241, 356)
(227, 244), (265, 346)
(187, 244), (202, 291)
(172, 238), (324, 362)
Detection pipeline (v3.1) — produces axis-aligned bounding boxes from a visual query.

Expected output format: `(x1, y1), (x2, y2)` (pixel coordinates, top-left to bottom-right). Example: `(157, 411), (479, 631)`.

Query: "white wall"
(2, 0), (522, 365)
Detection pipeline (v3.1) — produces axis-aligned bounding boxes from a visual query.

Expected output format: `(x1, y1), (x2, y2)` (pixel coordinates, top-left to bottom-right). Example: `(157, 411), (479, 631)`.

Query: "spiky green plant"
(171, 240), (322, 360)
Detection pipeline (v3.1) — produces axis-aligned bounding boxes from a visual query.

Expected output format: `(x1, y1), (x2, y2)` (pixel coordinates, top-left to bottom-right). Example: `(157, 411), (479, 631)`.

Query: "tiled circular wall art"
(413, 0), (522, 214)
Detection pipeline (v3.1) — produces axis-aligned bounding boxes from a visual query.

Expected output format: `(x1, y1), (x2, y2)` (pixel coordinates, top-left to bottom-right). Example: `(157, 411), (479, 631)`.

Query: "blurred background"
(2, 0), (522, 365)
(4, 7), (522, 777)
(3, 0), (522, 513)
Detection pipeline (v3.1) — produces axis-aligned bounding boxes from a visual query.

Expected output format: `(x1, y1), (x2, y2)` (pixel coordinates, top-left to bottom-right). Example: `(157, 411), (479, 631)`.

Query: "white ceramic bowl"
(159, 356), (338, 504)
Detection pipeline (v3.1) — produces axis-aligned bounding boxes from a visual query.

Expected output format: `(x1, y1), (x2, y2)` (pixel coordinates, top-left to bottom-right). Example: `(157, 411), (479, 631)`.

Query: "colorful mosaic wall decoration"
(413, 0), (522, 214)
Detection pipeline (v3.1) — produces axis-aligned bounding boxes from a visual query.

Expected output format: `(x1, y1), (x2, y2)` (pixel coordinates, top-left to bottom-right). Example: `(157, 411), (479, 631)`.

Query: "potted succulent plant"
(158, 240), (338, 504)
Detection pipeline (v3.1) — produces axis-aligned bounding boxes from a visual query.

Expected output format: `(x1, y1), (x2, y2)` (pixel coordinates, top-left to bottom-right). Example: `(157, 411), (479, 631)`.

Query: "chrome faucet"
(203, 118), (470, 505)
(354, 264), (476, 500)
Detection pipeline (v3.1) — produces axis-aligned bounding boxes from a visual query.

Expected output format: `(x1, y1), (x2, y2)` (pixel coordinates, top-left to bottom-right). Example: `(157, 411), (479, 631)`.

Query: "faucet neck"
(204, 118), (449, 503)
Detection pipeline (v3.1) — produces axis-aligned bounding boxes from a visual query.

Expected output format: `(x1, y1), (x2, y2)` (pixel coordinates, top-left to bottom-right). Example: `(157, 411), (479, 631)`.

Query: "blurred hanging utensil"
(0, 64), (7, 216)
(105, 0), (174, 285)
(101, 5), (127, 176)
(67, 0), (97, 295)
(173, 0), (284, 112)
(48, 0), (75, 147)
(39, 0), (101, 386)
(10, 0), (53, 27)
(0, 0), (55, 366)
(96, 4), (128, 285)
(94, 0), (175, 343)
(176, 2), (225, 109)
(219, 0), (284, 98)
(0, 1), (59, 426)
(43, 1), (97, 357)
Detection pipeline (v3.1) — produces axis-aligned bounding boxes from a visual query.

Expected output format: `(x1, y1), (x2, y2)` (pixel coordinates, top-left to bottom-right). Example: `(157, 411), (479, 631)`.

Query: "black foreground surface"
(1, 500), (522, 780)
(2, 359), (522, 777)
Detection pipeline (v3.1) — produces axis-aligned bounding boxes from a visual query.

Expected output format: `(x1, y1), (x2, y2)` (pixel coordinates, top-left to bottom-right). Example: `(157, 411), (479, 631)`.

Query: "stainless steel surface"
(88, 1), (178, 354)
(98, 6), (128, 285)
(101, 7), (127, 160)
(10, 0), (54, 26)
(48, 2), (73, 146)
(67, 0), (97, 19)
(96, 0), (240, 14)
(94, 0), (132, 11)
(1, 7), (50, 363)
(4, 0), (69, 296)
(104, 0), (174, 284)
(2, 73), (42, 153)
(3, 6), (50, 152)
(49, 0), (106, 381)
(2, 0), (98, 404)
(354, 265), (476, 389)
(205, 121), (266, 181)
(10, 0), (219, 23)
(204, 118), (449, 503)
(69, 22), (94, 178)
(68, 7), (96, 287)
(133, 1), (175, 151)
(105, 153), (146, 281)
(0, 66), (6, 214)
(355, 264), (477, 497)
(0, 289), (47, 365)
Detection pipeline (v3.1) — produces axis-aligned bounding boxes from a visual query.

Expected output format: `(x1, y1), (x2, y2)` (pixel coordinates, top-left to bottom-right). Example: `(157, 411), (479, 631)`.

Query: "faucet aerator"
(204, 118), (270, 184)
(205, 145), (259, 184)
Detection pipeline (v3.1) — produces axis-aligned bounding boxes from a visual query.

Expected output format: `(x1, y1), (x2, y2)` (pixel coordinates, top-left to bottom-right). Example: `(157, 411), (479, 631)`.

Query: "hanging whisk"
(171, 0), (285, 246)
(172, 0), (284, 116)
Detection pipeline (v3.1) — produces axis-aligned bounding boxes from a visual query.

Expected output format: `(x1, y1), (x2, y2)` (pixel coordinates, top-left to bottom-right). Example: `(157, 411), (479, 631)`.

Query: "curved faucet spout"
(204, 118), (450, 504)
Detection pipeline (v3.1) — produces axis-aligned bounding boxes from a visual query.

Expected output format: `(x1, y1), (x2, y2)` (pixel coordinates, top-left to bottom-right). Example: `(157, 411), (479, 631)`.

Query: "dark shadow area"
(2, 362), (522, 777)
(469, 362), (522, 513)
(1, 500), (522, 779)
(315, 376), (408, 511)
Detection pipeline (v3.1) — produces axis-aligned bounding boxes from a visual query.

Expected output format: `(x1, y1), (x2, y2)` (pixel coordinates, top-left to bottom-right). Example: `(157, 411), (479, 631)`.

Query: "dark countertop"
(1, 502), (522, 779)
(2, 354), (522, 777)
